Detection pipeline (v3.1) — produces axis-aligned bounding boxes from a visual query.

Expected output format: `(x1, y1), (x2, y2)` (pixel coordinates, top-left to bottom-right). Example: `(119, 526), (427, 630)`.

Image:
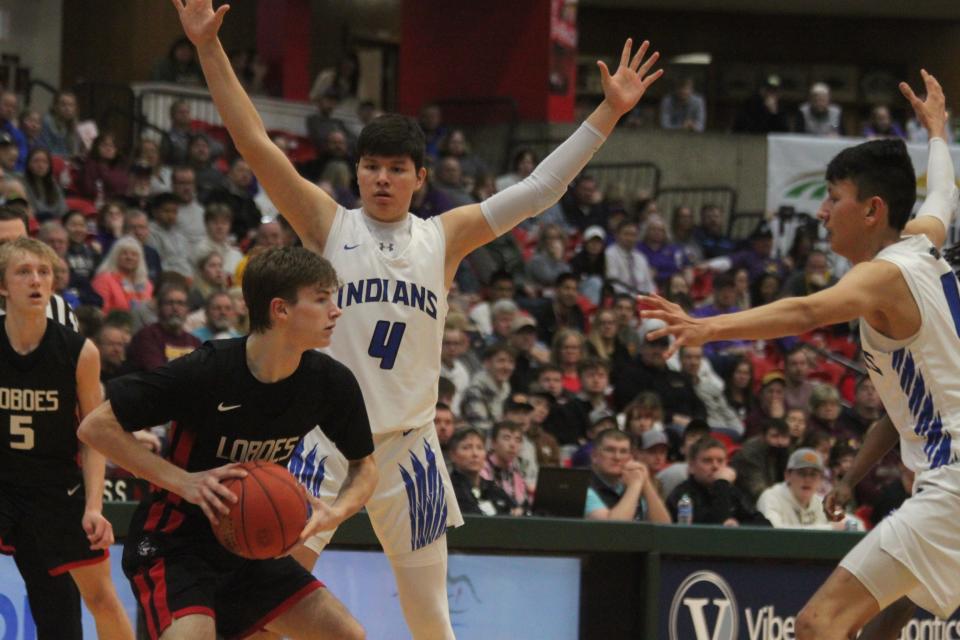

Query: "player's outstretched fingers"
(619, 38), (633, 69)
(629, 40), (650, 71)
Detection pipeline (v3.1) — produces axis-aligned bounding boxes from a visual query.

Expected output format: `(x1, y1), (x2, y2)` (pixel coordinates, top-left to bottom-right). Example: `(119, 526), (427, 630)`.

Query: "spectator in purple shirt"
(639, 214), (690, 286)
(693, 271), (751, 367)
(729, 222), (787, 282)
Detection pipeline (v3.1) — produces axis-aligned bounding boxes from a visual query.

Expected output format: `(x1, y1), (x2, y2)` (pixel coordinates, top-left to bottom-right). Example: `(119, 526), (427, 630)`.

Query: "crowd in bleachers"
(0, 38), (916, 534)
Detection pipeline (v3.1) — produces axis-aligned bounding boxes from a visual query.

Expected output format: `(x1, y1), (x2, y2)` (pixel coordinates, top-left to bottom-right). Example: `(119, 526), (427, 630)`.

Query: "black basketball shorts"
(0, 481), (108, 575)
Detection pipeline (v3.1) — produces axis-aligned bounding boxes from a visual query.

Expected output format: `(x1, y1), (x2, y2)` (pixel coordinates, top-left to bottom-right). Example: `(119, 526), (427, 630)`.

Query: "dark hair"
(763, 418), (790, 436)
(511, 148), (538, 173)
(537, 363), (563, 376)
(243, 246), (339, 333)
(156, 279), (189, 302)
(357, 114), (426, 170)
(89, 132), (122, 166)
(750, 272), (782, 306)
(0, 204), (28, 231)
(448, 427), (484, 451)
(24, 148), (60, 208)
(712, 271), (736, 290)
(825, 138), (916, 231)
(489, 269), (514, 287)
(491, 420), (522, 440)
(785, 343), (811, 360)
(555, 272), (578, 288)
(150, 192), (180, 213)
(482, 342), (516, 361)
(204, 202), (234, 224)
(577, 356), (610, 377)
(690, 437), (727, 461)
(438, 375), (456, 400)
(684, 418), (711, 439)
(436, 402), (452, 413)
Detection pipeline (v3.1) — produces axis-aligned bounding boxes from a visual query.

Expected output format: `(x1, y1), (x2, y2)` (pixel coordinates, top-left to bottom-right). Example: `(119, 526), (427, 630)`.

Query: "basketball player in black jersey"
(79, 246), (377, 640)
(0, 237), (134, 640)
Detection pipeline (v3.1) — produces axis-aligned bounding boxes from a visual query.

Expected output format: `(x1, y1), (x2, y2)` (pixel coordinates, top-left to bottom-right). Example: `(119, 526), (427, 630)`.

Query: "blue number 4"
(368, 320), (407, 369)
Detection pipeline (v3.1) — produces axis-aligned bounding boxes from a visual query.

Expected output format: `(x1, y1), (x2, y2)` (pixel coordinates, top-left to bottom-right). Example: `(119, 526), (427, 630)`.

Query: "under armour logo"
(379, 241), (395, 252)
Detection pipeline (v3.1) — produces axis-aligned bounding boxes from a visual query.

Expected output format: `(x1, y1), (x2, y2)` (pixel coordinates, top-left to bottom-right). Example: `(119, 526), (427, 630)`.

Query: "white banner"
(766, 134), (960, 256)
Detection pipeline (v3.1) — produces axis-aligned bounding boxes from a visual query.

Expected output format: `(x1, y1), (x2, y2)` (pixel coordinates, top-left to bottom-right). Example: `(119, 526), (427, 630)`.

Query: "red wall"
(257, 0), (312, 101)
(398, 0), (556, 120)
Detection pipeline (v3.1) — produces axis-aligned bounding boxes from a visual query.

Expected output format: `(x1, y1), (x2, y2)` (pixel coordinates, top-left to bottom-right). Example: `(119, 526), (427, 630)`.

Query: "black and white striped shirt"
(0, 293), (79, 332)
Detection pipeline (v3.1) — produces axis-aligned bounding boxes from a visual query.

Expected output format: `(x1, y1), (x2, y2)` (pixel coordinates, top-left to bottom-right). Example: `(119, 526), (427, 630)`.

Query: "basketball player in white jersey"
(641, 71), (960, 638)
(173, 1), (662, 636)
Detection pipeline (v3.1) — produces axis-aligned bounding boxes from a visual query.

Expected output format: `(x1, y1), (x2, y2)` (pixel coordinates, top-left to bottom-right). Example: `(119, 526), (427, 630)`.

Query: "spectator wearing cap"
(796, 82), (843, 136)
(667, 438), (771, 527)
(146, 193), (193, 278)
(570, 225), (607, 304)
(611, 328), (706, 425)
(508, 313), (549, 393)
(0, 133), (20, 177)
(586, 429), (671, 522)
(0, 91), (27, 173)
(449, 428), (515, 517)
(636, 430), (671, 475)
(744, 371), (787, 440)
(726, 221), (787, 283)
(441, 322), (473, 413)
(731, 418), (791, 505)
(679, 345), (743, 438)
(657, 419), (711, 497)
(461, 343), (516, 435)
(605, 220), (655, 296)
(568, 408), (617, 468)
(692, 271), (752, 368)
(733, 74), (792, 134)
(756, 448), (856, 530)
(535, 272), (587, 345)
(481, 421), (530, 514)
(124, 160), (155, 211)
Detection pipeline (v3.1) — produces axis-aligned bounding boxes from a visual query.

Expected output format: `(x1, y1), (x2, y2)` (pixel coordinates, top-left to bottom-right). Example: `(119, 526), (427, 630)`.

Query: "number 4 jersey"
(323, 207), (448, 435)
(0, 319), (85, 488)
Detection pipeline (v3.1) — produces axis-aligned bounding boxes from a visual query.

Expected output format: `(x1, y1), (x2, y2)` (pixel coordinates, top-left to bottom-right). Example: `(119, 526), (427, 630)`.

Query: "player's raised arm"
(438, 38), (663, 283)
(172, 0), (337, 252)
(900, 69), (958, 249)
(639, 258), (905, 359)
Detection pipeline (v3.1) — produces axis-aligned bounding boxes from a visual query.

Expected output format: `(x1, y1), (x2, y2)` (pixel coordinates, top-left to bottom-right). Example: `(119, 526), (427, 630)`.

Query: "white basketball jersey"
(322, 207), (448, 434)
(860, 234), (960, 477)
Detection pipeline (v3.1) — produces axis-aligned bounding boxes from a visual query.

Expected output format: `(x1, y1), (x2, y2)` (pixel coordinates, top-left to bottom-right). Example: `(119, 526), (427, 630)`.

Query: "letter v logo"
(669, 571), (738, 640)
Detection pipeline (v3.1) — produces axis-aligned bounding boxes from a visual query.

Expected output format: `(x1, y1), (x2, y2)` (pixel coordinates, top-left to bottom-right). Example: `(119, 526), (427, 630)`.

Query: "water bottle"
(677, 493), (693, 525)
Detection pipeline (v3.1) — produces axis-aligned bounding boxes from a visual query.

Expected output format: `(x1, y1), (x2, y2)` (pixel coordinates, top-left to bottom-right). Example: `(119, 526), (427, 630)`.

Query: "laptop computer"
(532, 467), (592, 518)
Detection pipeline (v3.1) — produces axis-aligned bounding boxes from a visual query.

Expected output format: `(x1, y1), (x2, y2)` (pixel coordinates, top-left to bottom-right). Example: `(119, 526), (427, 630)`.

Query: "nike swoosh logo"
(218, 402), (242, 412)
(67, 483), (81, 497)
(344, 243), (360, 250)
(402, 429), (414, 437)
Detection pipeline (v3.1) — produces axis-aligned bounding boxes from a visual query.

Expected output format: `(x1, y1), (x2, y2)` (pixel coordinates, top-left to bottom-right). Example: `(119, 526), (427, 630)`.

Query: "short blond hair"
(0, 237), (59, 289)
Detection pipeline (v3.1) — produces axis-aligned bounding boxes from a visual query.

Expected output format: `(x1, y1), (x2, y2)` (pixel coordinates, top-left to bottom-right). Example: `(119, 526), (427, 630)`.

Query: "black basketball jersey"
(0, 318), (86, 488)
(107, 337), (373, 536)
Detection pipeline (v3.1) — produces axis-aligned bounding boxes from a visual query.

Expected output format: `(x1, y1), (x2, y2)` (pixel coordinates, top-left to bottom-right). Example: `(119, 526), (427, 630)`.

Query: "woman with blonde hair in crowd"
(91, 235), (153, 313)
(586, 307), (632, 367)
(551, 327), (586, 393)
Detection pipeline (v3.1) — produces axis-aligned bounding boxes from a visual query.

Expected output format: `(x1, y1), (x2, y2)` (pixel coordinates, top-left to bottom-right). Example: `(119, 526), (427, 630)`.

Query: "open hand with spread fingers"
(597, 38), (664, 117)
(171, 0), (231, 48)
(899, 69), (947, 140)
(638, 293), (711, 359)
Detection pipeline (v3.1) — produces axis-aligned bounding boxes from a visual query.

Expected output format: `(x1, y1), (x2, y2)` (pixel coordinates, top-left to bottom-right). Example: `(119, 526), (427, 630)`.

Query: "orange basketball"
(213, 461), (311, 560)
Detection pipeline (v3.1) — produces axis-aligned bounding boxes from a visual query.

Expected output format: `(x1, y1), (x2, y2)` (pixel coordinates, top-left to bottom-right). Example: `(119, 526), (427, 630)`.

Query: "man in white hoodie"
(757, 448), (860, 531)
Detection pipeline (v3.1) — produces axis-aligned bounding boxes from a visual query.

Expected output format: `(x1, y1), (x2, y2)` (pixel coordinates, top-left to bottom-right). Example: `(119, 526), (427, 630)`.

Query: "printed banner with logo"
(0, 549), (580, 639)
(660, 558), (960, 640)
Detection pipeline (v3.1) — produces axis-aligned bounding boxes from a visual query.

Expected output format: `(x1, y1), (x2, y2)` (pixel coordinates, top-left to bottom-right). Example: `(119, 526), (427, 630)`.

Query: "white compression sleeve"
(481, 121), (606, 236)
(916, 137), (959, 231)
